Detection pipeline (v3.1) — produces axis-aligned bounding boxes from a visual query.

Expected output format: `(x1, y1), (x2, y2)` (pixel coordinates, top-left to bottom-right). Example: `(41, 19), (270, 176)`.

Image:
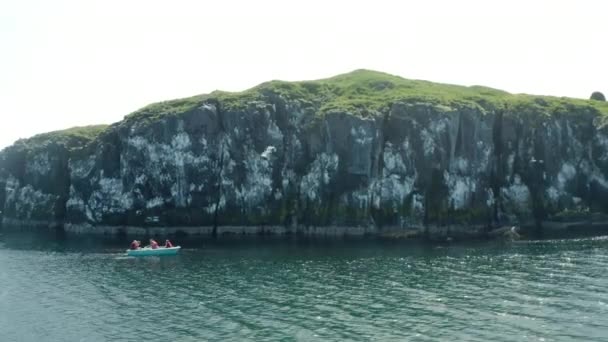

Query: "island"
(1, 70), (608, 239)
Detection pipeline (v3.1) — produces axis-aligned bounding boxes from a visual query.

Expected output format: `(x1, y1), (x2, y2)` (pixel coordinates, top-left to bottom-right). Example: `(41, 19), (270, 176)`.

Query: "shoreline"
(2, 217), (608, 241)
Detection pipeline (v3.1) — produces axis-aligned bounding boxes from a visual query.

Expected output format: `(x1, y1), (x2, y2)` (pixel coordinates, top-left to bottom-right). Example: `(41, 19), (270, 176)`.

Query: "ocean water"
(1, 232), (607, 341)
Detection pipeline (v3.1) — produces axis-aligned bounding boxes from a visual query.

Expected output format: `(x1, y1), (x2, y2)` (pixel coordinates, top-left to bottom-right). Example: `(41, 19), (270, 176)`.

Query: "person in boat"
(164, 239), (174, 248)
(129, 240), (140, 250)
(149, 239), (159, 249)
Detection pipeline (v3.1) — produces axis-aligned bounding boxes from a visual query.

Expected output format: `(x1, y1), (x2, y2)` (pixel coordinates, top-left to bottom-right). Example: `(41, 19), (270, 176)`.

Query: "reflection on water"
(1, 232), (608, 341)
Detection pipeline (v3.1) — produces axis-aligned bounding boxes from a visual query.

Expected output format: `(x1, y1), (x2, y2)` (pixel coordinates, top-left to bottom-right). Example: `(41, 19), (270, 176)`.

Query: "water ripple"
(2, 236), (608, 341)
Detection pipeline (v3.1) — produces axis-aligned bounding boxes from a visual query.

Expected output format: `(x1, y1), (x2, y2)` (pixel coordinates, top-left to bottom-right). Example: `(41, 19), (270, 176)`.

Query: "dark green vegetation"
(9, 125), (109, 152)
(125, 69), (608, 122)
(591, 91), (606, 102)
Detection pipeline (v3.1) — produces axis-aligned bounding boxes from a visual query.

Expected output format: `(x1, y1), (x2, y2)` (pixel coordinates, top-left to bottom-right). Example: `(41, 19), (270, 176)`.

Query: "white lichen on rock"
(501, 174), (531, 214)
(300, 153), (339, 201)
(25, 152), (51, 176)
(444, 172), (476, 210)
(87, 176), (133, 222)
(236, 149), (273, 208)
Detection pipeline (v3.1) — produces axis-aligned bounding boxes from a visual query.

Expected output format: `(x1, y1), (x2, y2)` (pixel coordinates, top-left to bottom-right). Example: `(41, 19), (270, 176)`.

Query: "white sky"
(0, 0), (606, 149)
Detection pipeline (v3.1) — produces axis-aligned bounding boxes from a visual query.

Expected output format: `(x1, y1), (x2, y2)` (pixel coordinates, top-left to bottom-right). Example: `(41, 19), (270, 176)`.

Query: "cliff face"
(2, 70), (608, 237)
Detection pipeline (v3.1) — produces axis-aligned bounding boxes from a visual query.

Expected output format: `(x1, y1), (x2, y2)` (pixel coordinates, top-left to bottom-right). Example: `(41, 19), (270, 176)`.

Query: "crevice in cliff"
(0, 152), (6, 227)
(211, 100), (226, 238)
(490, 109), (504, 225)
(101, 131), (123, 179)
(55, 148), (71, 230)
(369, 109), (391, 230)
(268, 96), (296, 228)
(212, 149), (224, 237)
(0, 178), (5, 227)
(525, 129), (548, 235)
(454, 112), (465, 159)
(424, 167), (449, 234)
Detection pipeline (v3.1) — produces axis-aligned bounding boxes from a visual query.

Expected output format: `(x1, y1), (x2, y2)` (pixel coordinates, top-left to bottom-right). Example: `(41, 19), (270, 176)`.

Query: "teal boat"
(126, 246), (181, 257)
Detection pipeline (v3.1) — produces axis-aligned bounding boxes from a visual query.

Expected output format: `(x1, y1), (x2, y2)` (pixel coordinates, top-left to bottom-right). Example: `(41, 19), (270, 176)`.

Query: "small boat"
(126, 246), (181, 257)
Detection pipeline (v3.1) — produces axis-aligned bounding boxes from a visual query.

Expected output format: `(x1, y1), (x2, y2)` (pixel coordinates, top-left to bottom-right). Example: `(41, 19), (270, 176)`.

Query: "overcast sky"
(0, 0), (606, 149)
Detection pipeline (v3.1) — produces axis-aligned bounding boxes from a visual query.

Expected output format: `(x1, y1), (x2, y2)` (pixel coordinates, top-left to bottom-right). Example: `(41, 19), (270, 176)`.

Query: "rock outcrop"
(2, 70), (608, 238)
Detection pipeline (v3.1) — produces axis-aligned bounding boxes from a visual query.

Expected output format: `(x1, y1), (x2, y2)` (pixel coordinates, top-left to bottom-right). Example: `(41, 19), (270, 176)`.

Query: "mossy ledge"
(2, 69), (608, 240)
(8, 125), (109, 153)
(124, 69), (608, 123)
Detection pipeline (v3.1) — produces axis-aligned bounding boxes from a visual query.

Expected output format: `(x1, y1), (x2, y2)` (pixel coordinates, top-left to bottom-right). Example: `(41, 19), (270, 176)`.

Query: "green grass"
(13, 125), (109, 151)
(124, 69), (608, 123)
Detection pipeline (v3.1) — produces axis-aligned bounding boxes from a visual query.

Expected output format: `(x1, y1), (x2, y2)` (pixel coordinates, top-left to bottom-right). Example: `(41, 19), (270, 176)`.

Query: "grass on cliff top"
(125, 69), (608, 122)
(12, 125), (109, 151)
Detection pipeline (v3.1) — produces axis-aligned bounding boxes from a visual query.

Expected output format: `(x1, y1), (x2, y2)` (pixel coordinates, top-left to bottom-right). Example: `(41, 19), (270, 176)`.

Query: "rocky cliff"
(2, 70), (608, 238)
